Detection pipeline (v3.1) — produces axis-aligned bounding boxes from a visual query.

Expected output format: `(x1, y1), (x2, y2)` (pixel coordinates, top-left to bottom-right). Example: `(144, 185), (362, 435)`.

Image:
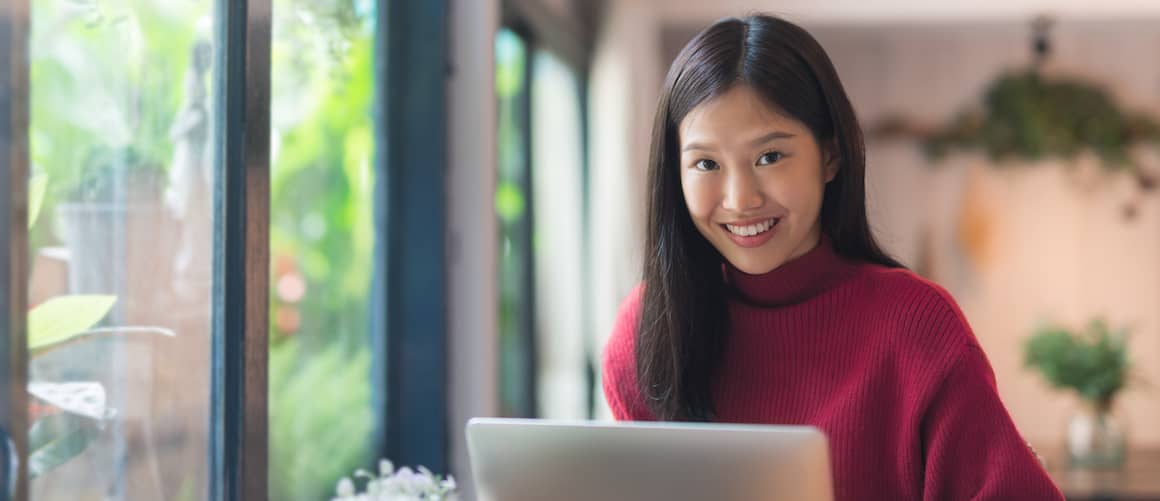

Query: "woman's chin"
(724, 254), (788, 276)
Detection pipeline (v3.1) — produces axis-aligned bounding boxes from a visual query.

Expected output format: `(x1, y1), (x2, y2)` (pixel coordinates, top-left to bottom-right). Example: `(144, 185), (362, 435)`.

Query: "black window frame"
(372, 0), (450, 473)
(209, 0), (271, 498)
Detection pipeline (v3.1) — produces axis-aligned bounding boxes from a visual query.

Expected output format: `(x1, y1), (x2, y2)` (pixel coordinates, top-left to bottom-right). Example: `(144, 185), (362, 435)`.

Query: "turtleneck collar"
(724, 234), (860, 306)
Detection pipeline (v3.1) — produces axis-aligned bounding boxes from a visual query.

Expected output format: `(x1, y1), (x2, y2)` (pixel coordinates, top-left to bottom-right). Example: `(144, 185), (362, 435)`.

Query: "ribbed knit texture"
(603, 237), (1064, 500)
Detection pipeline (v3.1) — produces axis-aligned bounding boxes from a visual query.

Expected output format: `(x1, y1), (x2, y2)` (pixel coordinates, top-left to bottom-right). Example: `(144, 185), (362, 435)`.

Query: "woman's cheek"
(681, 175), (719, 220)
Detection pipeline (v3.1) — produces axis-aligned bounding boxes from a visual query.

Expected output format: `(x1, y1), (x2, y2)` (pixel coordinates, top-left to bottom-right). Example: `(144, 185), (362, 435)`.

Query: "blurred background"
(17, 0), (1160, 499)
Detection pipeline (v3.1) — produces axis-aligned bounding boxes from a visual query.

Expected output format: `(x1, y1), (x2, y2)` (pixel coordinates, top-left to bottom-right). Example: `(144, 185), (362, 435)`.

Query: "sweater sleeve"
(921, 344), (1063, 500)
(601, 284), (655, 421)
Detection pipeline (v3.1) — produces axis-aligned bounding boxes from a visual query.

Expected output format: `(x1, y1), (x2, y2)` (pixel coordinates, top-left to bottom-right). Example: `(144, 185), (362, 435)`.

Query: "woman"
(602, 14), (1063, 500)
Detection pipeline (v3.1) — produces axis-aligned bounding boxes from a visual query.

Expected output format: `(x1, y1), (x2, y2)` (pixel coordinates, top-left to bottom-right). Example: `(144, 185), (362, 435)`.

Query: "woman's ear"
(823, 141), (840, 183)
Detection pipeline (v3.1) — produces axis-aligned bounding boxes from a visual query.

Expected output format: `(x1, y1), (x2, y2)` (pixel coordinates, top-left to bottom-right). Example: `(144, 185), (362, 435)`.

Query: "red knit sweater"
(602, 238), (1064, 500)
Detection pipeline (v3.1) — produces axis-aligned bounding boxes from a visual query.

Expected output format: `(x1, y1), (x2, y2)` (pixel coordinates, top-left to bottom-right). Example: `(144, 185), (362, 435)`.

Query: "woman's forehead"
(679, 86), (807, 146)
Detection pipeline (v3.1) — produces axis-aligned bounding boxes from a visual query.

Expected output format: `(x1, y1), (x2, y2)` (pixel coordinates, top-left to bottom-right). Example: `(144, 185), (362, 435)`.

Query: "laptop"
(465, 418), (834, 501)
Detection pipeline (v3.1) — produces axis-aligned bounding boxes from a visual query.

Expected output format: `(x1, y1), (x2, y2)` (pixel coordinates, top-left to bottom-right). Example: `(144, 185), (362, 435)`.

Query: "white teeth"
(726, 218), (776, 237)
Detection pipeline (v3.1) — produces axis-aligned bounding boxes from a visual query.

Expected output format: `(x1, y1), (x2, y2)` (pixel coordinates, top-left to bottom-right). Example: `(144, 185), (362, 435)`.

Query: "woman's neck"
(723, 234), (860, 306)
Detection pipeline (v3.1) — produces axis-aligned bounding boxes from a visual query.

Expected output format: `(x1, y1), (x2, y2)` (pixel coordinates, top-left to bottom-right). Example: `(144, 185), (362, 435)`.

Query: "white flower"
(441, 476), (457, 491)
(332, 458), (459, 500)
(335, 477), (355, 498)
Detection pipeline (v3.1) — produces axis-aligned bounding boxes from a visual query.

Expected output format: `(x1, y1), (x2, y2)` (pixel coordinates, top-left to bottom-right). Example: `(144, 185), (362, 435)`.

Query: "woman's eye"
(757, 151), (784, 165)
(694, 159), (719, 171)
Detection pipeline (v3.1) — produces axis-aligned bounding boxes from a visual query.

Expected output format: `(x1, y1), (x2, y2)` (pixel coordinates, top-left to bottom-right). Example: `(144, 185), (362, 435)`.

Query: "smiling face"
(678, 84), (837, 275)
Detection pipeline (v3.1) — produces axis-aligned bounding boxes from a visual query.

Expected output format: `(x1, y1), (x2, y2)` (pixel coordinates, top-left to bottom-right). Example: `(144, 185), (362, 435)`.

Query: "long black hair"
(638, 14), (904, 421)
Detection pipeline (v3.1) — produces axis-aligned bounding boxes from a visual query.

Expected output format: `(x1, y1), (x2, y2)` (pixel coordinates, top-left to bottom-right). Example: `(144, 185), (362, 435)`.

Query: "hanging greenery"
(865, 17), (1160, 220)
(923, 69), (1160, 166)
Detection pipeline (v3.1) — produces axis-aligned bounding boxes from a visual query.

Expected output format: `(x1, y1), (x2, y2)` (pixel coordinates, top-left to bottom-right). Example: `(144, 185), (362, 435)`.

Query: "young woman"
(602, 14), (1064, 500)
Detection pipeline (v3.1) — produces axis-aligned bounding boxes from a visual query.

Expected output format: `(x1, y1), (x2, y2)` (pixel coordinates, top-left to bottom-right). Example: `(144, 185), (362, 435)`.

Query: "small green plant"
(26, 294), (117, 478)
(1024, 319), (1129, 411)
(26, 181), (177, 477)
(27, 296), (177, 479)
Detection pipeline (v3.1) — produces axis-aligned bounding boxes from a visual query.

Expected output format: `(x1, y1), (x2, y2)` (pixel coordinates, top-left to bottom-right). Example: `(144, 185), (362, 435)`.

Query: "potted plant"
(26, 177), (175, 481)
(1024, 319), (1130, 468)
(53, 145), (171, 298)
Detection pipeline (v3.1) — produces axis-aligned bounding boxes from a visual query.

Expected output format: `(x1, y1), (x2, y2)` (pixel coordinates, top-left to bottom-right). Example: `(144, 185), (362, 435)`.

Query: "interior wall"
(447, 0), (499, 497)
(587, 0), (657, 420)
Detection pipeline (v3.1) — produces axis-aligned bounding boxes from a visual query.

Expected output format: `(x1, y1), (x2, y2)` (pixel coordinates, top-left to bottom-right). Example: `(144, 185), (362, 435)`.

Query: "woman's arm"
(921, 344), (1063, 500)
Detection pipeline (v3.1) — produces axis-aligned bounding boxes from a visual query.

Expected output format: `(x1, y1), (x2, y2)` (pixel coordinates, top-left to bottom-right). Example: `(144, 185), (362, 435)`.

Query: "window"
(1, 0), (451, 499)
(495, 12), (592, 420)
(27, 1), (216, 497)
(494, 27), (535, 417)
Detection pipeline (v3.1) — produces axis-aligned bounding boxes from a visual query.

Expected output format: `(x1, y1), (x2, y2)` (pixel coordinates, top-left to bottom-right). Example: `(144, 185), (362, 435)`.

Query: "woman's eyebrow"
(681, 141), (715, 153)
(749, 131), (795, 147)
(681, 131), (795, 153)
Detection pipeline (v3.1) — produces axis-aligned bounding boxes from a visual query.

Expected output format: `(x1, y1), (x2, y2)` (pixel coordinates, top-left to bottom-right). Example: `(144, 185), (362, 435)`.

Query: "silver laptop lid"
(466, 418), (833, 501)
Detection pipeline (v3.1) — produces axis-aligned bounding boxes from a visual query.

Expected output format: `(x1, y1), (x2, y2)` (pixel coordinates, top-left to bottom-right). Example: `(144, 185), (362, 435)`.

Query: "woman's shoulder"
(851, 263), (981, 352)
(854, 263), (963, 314)
(602, 283), (654, 420)
(604, 283), (644, 366)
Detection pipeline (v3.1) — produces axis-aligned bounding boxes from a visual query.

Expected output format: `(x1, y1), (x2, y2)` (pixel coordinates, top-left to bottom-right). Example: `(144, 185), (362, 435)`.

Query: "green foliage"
(269, 29), (375, 354)
(267, 13), (377, 498)
(925, 70), (1160, 166)
(495, 29), (526, 100)
(494, 181), (526, 223)
(29, 173), (47, 229)
(28, 295), (116, 354)
(28, 413), (104, 479)
(495, 28), (532, 415)
(25, 294), (115, 478)
(1024, 319), (1129, 409)
(29, 0), (207, 249)
(269, 339), (373, 501)
(26, 294), (115, 478)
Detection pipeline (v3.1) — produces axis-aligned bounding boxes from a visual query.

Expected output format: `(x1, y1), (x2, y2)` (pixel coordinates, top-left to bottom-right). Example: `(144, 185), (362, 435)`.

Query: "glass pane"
(530, 50), (587, 419)
(267, 1), (376, 500)
(28, 0), (214, 498)
(495, 28), (533, 417)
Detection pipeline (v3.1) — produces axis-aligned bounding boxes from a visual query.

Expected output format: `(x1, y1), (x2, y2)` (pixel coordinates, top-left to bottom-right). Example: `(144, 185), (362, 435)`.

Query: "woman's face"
(678, 84), (837, 275)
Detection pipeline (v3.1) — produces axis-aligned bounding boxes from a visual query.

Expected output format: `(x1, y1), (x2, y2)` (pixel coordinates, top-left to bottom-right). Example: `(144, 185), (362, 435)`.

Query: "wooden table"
(1043, 448), (1160, 500)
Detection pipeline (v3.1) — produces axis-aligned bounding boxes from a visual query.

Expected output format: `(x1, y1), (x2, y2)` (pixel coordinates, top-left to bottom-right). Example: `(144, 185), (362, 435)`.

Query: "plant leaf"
(28, 295), (117, 352)
(28, 382), (110, 421)
(28, 413), (102, 479)
(29, 174), (47, 229)
(28, 413), (95, 452)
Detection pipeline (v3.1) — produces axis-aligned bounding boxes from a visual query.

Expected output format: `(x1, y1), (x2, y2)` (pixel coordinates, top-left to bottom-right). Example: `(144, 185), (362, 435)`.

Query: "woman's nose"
(722, 168), (764, 212)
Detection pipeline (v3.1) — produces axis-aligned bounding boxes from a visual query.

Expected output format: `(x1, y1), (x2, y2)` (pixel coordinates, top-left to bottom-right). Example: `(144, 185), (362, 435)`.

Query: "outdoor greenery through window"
(268, 1), (377, 500)
(495, 27), (591, 420)
(28, 0), (215, 498)
(495, 27), (534, 418)
(24, 0), (378, 499)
